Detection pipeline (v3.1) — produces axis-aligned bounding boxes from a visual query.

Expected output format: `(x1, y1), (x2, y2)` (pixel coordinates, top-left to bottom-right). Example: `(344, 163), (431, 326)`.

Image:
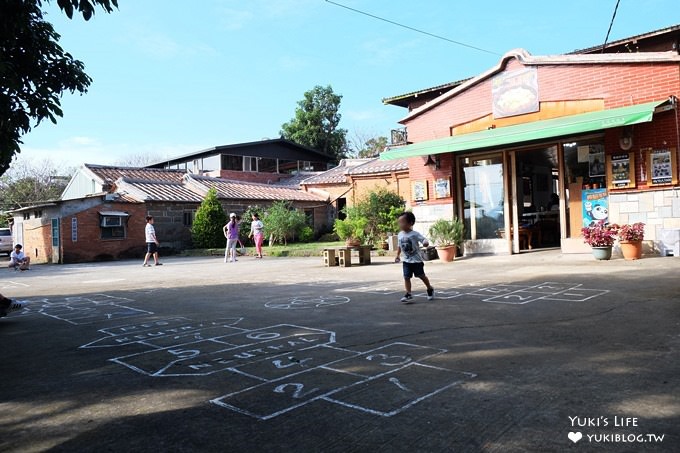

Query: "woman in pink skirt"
(250, 213), (264, 259)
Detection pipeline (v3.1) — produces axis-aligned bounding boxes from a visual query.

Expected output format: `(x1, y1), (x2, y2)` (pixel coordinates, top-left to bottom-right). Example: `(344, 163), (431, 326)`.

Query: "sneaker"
(427, 287), (435, 301)
(8, 300), (26, 312)
(143, 264), (152, 267)
(400, 293), (414, 304)
(155, 263), (163, 266)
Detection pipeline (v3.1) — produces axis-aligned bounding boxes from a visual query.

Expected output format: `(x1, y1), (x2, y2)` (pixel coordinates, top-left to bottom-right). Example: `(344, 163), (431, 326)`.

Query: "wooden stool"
(358, 246), (371, 265)
(338, 248), (351, 267)
(323, 249), (337, 267)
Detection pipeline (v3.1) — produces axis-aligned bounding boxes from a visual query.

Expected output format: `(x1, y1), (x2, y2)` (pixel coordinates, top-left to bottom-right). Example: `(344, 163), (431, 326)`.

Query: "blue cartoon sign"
(582, 189), (609, 227)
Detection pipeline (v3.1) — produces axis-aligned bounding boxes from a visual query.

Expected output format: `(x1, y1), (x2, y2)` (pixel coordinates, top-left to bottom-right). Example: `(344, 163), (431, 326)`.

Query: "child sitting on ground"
(394, 212), (434, 304)
(8, 244), (30, 271)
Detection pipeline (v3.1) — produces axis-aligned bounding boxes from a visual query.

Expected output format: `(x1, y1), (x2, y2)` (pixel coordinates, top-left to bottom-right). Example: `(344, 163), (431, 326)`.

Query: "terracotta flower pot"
(436, 245), (457, 262)
(620, 240), (642, 260)
(591, 246), (612, 260)
(345, 238), (361, 247)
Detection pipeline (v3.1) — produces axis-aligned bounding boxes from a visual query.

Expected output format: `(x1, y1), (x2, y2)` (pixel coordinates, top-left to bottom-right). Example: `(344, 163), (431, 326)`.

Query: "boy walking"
(395, 212), (434, 304)
(143, 216), (162, 267)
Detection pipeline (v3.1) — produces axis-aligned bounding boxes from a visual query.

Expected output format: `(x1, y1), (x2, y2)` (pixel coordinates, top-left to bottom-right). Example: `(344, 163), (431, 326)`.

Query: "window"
(222, 154), (242, 171)
(304, 209), (314, 226)
(258, 157), (277, 173)
(243, 156), (257, 172)
(34, 210), (43, 218)
(278, 160), (298, 174)
(100, 213), (128, 240)
(23, 212), (30, 221)
(101, 226), (126, 239)
(183, 211), (195, 227)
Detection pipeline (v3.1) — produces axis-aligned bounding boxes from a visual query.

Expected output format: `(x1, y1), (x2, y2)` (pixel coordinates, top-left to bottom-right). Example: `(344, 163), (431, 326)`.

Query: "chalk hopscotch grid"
(33, 294), (154, 325)
(86, 318), (474, 420)
(409, 281), (609, 304)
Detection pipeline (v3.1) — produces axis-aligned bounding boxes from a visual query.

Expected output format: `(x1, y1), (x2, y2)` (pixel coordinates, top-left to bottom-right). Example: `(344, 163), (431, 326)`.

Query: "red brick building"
(11, 168), (328, 264)
(381, 28), (680, 255)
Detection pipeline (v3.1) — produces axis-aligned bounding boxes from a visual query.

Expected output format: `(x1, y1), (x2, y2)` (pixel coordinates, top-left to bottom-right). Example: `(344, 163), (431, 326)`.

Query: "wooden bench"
(323, 246), (372, 267)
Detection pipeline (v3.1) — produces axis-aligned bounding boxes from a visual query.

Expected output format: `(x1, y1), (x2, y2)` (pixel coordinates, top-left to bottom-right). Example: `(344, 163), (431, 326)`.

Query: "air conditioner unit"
(101, 216), (122, 227)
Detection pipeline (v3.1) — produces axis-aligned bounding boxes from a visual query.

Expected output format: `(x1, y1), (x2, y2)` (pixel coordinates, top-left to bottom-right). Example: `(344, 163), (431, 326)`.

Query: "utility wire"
(601, 0), (621, 52)
(324, 0), (500, 56)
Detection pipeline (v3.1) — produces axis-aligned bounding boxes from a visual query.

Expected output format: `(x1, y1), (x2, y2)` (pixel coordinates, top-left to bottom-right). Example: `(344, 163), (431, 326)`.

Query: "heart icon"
(568, 431), (583, 443)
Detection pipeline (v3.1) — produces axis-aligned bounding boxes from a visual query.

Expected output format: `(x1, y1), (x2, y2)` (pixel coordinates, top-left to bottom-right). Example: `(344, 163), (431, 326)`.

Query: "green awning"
(381, 100), (668, 160)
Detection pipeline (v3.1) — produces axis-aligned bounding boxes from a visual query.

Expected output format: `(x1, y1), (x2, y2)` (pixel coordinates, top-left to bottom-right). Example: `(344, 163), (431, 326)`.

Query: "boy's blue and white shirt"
(398, 230), (427, 263)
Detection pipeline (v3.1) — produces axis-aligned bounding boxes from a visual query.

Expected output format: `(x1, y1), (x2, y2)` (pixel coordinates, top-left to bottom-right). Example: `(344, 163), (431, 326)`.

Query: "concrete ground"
(1, 250), (679, 452)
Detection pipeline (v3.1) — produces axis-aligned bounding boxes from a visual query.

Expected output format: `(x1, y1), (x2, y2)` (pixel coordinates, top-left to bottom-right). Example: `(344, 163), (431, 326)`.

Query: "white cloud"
(361, 37), (418, 66)
(278, 55), (310, 71)
(19, 138), (205, 168)
(128, 29), (218, 60)
(216, 7), (254, 30)
(345, 109), (381, 122)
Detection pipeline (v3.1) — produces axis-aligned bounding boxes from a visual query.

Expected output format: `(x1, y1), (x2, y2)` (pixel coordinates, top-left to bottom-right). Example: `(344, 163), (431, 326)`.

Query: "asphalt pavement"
(1, 250), (679, 452)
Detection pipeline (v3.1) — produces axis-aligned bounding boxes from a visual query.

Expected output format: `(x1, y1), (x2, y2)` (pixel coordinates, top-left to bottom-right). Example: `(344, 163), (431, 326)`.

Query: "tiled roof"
(85, 164), (186, 185)
(571, 23), (680, 54)
(300, 159), (372, 185)
(347, 158), (409, 175)
(273, 172), (323, 187)
(116, 178), (204, 203)
(187, 175), (326, 202)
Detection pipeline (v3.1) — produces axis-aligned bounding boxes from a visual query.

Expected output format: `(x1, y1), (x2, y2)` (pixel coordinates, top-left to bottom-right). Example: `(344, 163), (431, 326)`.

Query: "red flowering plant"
(581, 223), (619, 247)
(617, 222), (645, 242)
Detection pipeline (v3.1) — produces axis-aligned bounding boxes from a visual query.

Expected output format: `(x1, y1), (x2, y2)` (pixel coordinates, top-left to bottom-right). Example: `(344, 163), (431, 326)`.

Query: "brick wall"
(209, 170), (295, 184)
(62, 202), (147, 263)
(406, 153), (456, 206)
(20, 216), (54, 264)
(145, 202), (197, 250)
(405, 60), (680, 143)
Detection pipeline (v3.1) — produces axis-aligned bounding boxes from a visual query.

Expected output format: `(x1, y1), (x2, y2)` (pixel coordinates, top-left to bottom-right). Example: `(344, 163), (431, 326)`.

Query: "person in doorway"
(394, 212), (434, 304)
(223, 213), (240, 263)
(249, 213), (264, 259)
(143, 216), (162, 267)
(8, 244), (30, 271)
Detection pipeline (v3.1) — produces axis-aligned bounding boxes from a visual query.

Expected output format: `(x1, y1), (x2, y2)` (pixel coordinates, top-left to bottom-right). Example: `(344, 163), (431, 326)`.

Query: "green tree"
(0, 0), (118, 177)
(264, 201), (308, 245)
(0, 158), (73, 211)
(191, 187), (228, 248)
(280, 85), (348, 162)
(348, 188), (405, 245)
(350, 135), (389, 158)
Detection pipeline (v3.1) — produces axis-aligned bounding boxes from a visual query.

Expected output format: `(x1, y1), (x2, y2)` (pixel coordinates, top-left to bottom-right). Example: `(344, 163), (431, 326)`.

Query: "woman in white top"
(250, 213), (264, 259)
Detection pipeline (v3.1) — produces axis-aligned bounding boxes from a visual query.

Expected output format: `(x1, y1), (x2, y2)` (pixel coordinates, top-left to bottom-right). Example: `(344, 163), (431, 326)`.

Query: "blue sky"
(19, 0), (679, 166)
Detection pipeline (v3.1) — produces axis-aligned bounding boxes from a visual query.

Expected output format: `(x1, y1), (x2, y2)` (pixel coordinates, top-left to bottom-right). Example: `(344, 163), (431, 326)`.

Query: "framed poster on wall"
(412, 180), (429, 202)
(434, 178), (451, 199)
(607, 152), (635, 189)
(646, 147), (677, 186)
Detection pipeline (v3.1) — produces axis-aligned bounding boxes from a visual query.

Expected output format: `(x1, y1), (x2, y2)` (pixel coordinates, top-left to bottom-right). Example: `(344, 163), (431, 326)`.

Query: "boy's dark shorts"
(146, 242), (158, 253)
(402, 262), (425, 279)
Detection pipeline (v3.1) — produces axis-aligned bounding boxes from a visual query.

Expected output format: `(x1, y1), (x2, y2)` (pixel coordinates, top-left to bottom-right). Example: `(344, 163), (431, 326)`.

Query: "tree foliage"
(191, 188), (228, 248)
(0, 0), (117, 177)
(0, 158), (74, 211)
(348, 132), (389, 158)
(264, 201), (308, 245)
(336, 188), (405, 245)
(280, 85), (347, 163)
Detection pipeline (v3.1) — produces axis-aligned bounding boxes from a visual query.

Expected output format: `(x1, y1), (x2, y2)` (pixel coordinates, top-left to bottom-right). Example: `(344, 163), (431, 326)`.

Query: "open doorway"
(512, 146), (561, 251)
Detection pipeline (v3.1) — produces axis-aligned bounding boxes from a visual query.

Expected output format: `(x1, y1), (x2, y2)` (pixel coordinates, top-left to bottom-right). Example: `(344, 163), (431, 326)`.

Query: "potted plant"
(581, 224), (618, 260)
(429, 217), (465, 262)
(333, 217), (367, 247)
(617, 222), (645, 260)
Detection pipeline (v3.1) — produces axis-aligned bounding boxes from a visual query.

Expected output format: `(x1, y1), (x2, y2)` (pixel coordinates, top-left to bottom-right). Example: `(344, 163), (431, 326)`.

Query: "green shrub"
(350, 188), (405, 244)
(429, 217), (465, 247)
(192, 187), (228, 248)
(298, 225), (314, 243)
(264, 201), (308, 245)
(333, 216), (368, 243)
(318, 232), (340, 242)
